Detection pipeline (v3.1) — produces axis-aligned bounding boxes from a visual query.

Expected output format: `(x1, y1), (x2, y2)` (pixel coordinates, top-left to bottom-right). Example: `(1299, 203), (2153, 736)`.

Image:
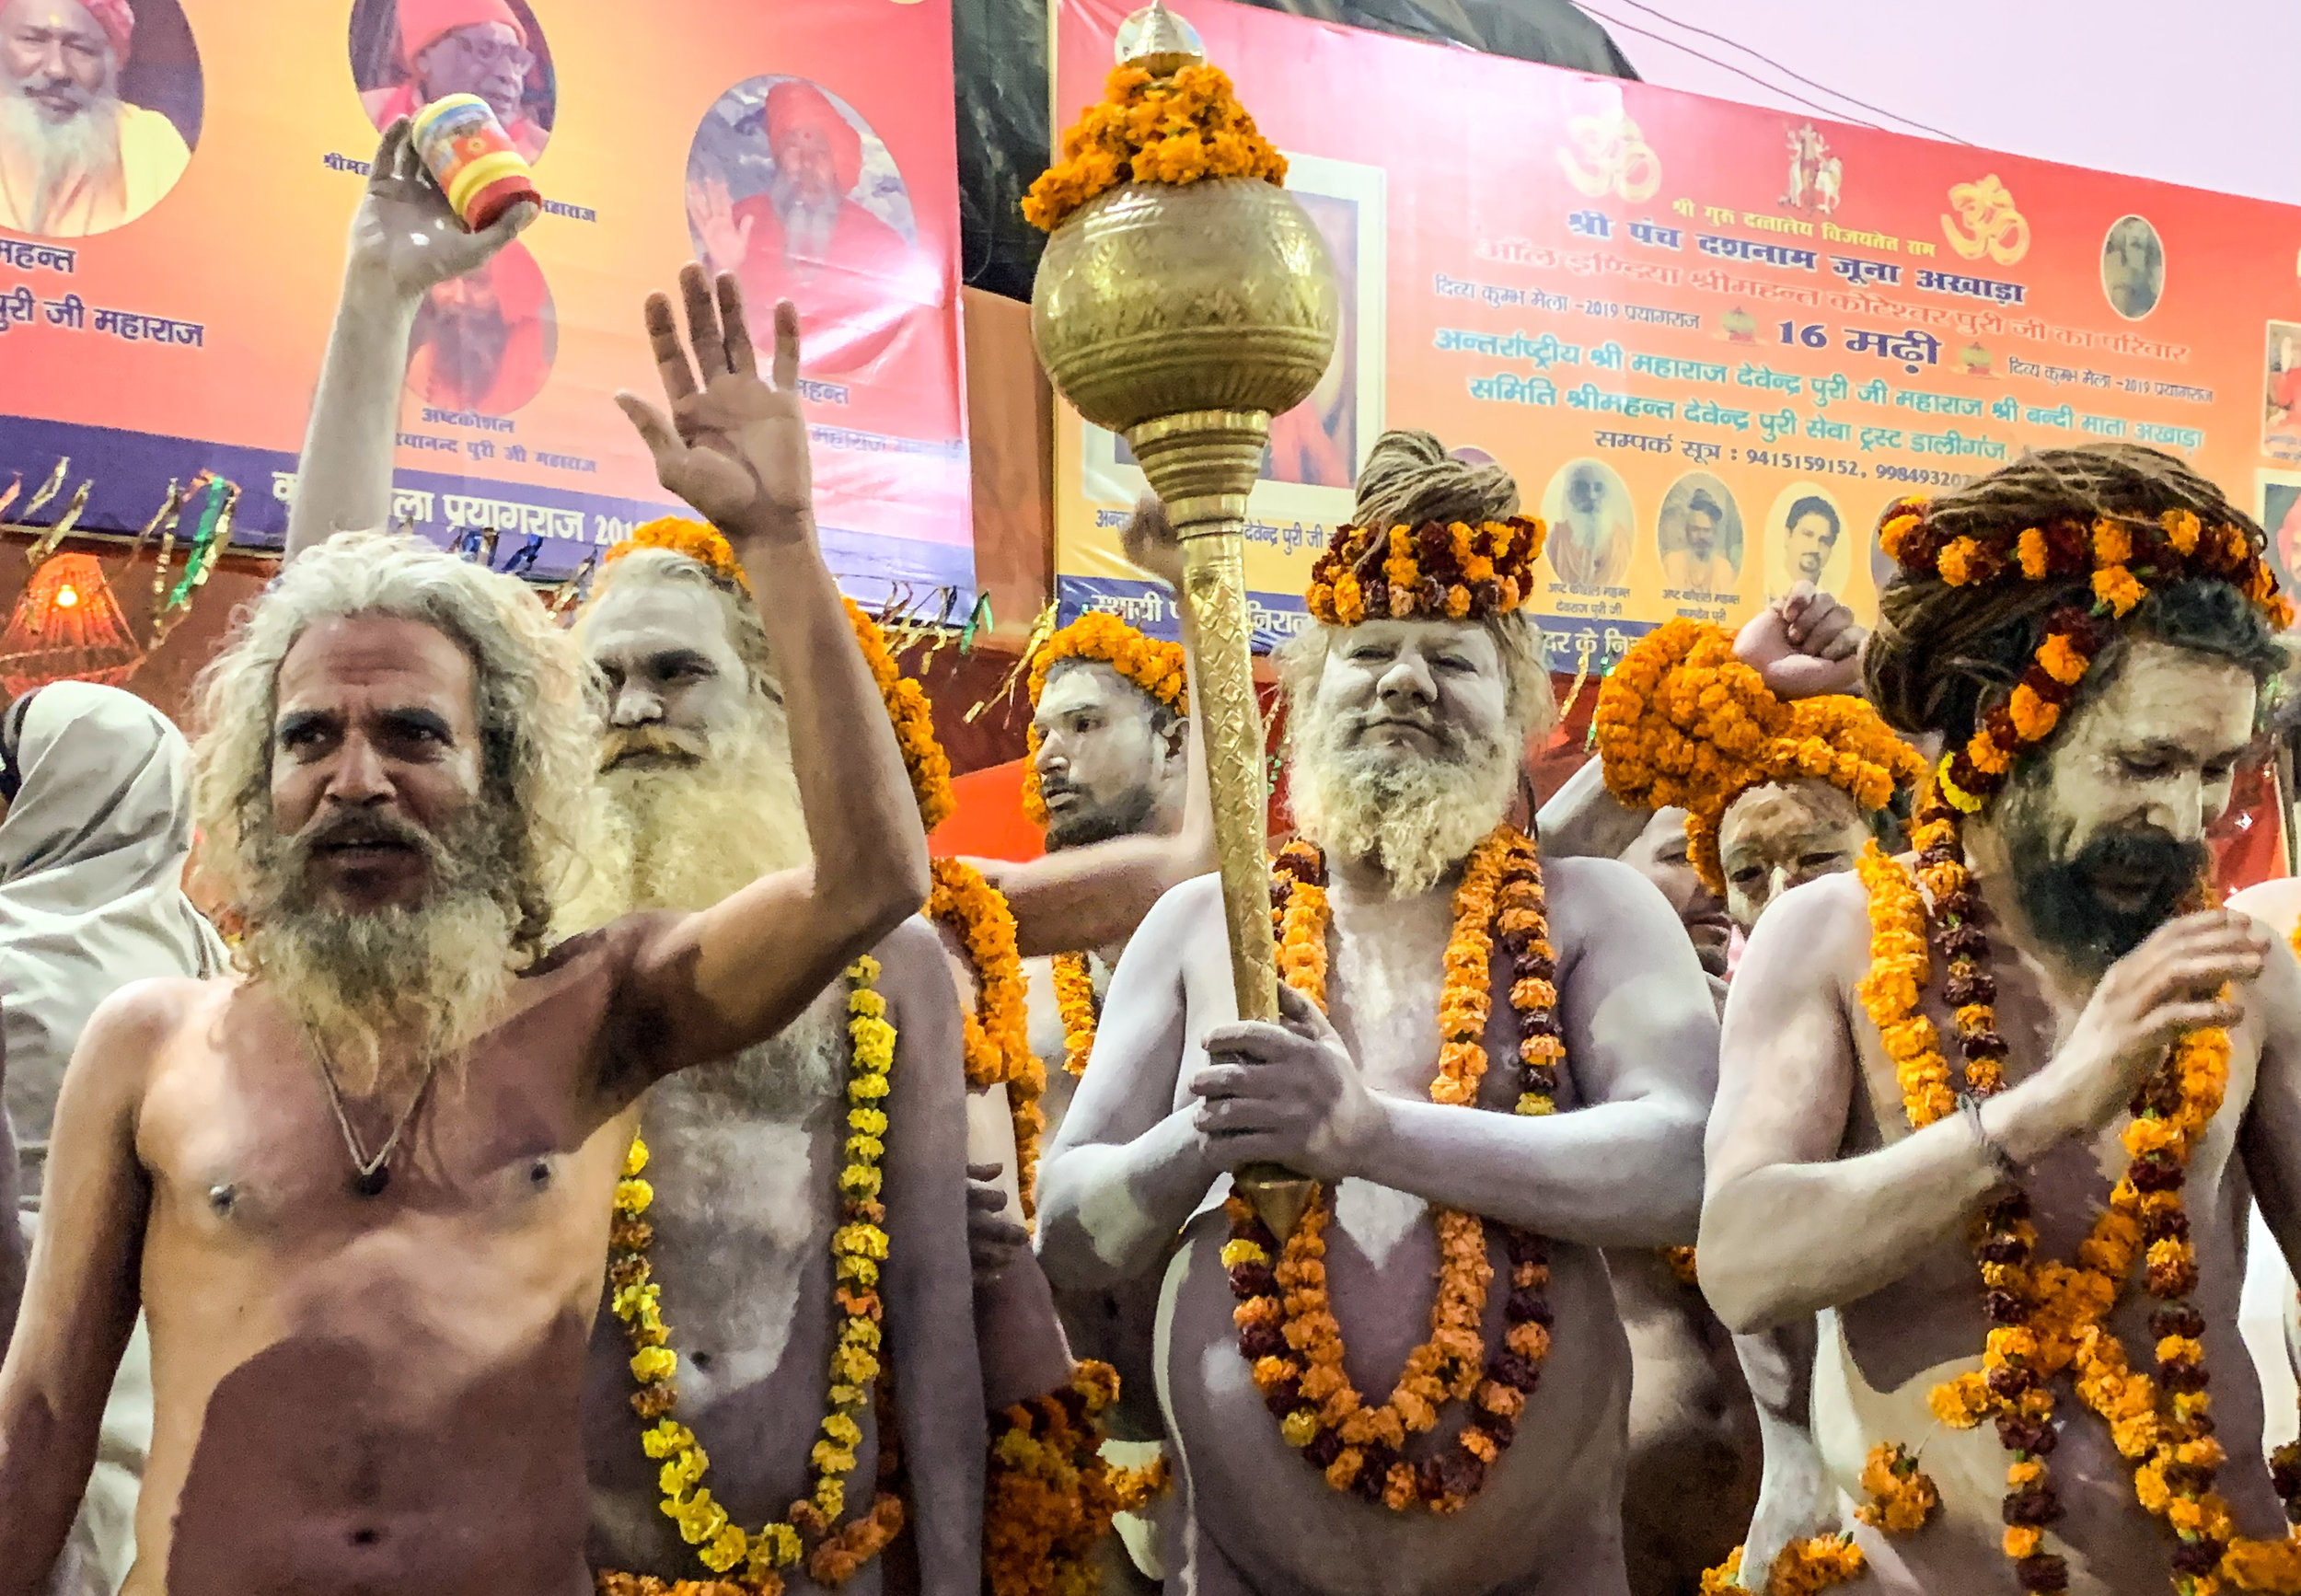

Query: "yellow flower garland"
(1023, 64), (1288, 233)
(604, 957), (905, 1593)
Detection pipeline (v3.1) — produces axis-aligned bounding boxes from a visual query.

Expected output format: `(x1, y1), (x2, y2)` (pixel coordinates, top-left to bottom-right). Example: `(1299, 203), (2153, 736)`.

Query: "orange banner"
(0, 0), (969, 600)
(1050, 0), (2301, 665)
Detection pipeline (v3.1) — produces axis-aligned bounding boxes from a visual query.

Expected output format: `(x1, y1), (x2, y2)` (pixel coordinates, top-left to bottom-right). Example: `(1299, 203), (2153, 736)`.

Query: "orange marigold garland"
(983, 1360), (1172, 1596)
(1228, 827), (1558, 1512)
(931, 857), (1044, 1212)
(1700, 1537), (1866, 1596)
(606, 515), (755, 596)
(1305, 516), (1547, 625)
(841, 597), (956, 834)
(1023, 64), (1287, 233)
(1021, 612), (1187, 827)
(1049, 952), (1101, 1080)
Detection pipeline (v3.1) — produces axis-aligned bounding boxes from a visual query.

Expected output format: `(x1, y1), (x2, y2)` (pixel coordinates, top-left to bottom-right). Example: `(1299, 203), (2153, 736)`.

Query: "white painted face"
(1310, 617), (1511, 769)
(1031, 660), (1183, 850)
(1716, 779), (1869, 931)
(580, 580), (757, 761)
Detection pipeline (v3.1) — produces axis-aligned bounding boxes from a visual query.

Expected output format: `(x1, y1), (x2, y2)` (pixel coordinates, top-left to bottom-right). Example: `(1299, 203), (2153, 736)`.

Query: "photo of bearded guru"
(186, 534), (593, 1094)
(1277, 430), (1554, 897)
(1863, 444), (2288, 971)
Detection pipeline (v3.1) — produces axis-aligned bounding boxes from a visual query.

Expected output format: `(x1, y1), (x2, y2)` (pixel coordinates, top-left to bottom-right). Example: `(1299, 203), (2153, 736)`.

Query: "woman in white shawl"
(0, 680), (224, 1596)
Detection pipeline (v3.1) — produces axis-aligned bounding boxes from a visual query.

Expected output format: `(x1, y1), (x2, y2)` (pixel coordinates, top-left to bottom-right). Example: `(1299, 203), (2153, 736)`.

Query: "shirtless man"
(1037, 431), (1719, 1596)
(1700, 445), (2301, 1596)
(0, 254), (931, 1596)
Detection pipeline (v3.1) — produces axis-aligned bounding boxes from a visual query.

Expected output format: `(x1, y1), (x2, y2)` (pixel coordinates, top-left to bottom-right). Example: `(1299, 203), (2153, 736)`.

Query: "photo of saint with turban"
(686, 74), (940, 377)
(0, 0), (199, 237)
(401, 238), (555, 415)
(351, 0), (552, 162)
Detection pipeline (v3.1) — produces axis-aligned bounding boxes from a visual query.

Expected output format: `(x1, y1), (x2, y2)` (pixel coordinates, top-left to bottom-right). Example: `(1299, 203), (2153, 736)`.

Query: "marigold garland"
(1878, 496), (2291, 816)
(1023, 63), (1288, 233)
(931, 856), (1045, 1214)
(1021, 612), (1187, 828)
(983, 1359), (1173, 1596)
(607, 515), (755, 596)
(1050, 951), (1100, 1080)
(1305, 517), (1549, 626)
(1700, 1537), (1867, 1596)
(841, 597), (955, 834)
(1227, 827), (1561, 1512)
(1595, 620), (1925, 893)
(602, 957), (906, 1594)
(1856, 778), (2301, 1594)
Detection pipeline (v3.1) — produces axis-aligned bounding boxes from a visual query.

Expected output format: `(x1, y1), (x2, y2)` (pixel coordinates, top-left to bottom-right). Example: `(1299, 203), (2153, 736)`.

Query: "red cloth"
(2211, 756), (2286, 896)
(765, 80), (862, 192)
(727, 193), (931, 376)
(394, 0), (525, 65)
(83, 0), (133, 62)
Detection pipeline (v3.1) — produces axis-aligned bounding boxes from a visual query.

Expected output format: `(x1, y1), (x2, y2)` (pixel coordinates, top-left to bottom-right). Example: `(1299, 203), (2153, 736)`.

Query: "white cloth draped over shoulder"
(2, 681), (226, 1209)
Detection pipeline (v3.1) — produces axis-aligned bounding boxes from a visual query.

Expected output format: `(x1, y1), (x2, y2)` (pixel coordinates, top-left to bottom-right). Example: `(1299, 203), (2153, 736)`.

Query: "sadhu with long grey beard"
(0, 269), (932, 1596)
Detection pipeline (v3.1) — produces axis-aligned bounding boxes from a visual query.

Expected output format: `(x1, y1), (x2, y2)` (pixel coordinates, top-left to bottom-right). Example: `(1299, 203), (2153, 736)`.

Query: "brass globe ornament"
(1028, 4), (1339, 1237)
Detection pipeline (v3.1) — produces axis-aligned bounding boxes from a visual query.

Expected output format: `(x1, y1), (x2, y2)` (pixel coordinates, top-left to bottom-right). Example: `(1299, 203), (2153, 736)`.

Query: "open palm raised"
(616, 265), (814, 539)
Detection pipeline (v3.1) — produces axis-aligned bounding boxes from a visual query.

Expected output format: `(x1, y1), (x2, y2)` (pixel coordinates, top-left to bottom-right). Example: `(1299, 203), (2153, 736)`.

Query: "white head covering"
(1, 682), (225, 1206)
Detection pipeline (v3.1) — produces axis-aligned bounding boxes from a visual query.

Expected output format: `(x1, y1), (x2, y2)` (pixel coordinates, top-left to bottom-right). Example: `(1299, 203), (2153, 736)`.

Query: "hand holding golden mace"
(1029, 3), (1338, 1237)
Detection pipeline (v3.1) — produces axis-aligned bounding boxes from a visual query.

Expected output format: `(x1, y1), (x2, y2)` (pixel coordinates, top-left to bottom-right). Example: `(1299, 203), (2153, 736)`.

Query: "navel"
(207, 1183), (237, 1218)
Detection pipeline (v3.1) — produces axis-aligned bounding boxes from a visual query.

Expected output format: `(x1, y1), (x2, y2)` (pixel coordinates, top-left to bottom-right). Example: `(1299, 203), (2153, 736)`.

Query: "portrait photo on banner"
(348, 0), (555, 162)
(0, 0), (202, 238)
(2264, 319), (2301, 465)
(401, 238), (558, 416)
(2258, 469), (2301, 597)
(2101, 212), (2165, 322)
(1539, 457), (1635, 590)
(1086, 150), (1385, 526)
(1655, 470), (1743, 596)
(1763, 480), (1850, 602)
(685, 72), (937, 380)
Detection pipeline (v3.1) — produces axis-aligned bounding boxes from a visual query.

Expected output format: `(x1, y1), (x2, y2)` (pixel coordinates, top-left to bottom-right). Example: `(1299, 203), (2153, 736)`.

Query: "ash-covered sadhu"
(1698, 444), (2301, 1596)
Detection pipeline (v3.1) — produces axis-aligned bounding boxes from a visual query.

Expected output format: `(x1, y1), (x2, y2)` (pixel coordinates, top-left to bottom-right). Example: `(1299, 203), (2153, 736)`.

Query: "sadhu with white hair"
(0, 0), (190, 237)
(1036, 430), (1723, 1596)
(0, 261), (935, 1592)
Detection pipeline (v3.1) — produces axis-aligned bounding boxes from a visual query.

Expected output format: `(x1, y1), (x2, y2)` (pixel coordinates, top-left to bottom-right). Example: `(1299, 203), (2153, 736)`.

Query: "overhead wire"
(1575, 6), (1877, 129)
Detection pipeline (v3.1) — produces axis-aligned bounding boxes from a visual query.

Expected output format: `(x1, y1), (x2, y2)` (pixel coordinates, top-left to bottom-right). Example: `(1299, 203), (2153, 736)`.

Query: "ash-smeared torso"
(582, 993), (885, 1595)
(1159, 881), (1632, 1596)
(1796, 873), (2283, 1596)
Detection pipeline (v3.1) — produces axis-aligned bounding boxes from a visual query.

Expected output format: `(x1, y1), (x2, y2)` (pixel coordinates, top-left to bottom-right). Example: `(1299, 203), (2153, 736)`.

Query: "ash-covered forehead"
(1718, 780), (1865, 858)
(1277, 613), (1554, 740)
(578, 549), (775, 698)
(1036, 656), (1170, 726)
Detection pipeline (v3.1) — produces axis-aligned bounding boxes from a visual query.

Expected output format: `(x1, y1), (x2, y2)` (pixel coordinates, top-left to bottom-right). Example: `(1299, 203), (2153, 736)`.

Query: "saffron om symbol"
(1558, 114), (1660, 203)
(1941, 174), (2030, 265)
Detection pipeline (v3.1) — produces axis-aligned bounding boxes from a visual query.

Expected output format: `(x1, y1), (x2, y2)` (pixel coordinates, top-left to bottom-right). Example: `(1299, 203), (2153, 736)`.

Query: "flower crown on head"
(1305, 516), (1549, 626)
(604, 516), (752, 596)
(1022, 612), (1188, 829)
(1877, 492), (2293, 814)
(1593, 619), (1925, 892)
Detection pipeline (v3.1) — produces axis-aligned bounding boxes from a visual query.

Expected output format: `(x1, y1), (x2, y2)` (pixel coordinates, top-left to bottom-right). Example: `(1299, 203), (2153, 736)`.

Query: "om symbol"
(1941, 174), (2030, 265)
(1558, 114), (1661, 203)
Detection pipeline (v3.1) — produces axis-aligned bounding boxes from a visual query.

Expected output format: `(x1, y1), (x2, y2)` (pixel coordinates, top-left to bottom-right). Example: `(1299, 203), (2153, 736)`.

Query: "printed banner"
(0, 0), (971, 599)
(1050, 0), (2301, 662)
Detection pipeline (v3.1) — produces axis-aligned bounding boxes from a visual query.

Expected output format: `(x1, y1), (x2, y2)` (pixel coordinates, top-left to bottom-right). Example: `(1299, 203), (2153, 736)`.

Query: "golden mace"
(1030, 2), (1338, 1238)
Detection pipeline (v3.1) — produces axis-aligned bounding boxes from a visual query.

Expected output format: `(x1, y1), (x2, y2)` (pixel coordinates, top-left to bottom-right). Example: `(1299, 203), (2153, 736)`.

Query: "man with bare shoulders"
(1035, 431), (1718, 1596)
(0, 165), (933, 1596)
(1700, 445), (2301, 1596)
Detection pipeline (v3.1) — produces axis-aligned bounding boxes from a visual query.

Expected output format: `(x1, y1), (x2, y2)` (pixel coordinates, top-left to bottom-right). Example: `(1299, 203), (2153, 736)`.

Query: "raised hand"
(685, 177), (753, 279)
(1733, 580), (1867, 700)
(616, 265), (813, 541)
(965, 1162), (1031, 1281)
(1120, 494), (1185, 591)
(347, 118), (536, 305)
(2009, 910), (2264, 1148)
(1189, 982), (1384, 1183)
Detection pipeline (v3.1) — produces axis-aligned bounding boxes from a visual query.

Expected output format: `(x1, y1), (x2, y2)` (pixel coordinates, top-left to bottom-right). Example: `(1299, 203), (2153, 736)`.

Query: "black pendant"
(353, 1164), (391, 1198)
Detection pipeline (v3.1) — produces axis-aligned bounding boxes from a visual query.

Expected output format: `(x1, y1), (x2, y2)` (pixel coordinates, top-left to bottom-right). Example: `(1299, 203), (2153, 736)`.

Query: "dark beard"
(2006, 818), (2208, 972)
(1043, 781), (1157, 851)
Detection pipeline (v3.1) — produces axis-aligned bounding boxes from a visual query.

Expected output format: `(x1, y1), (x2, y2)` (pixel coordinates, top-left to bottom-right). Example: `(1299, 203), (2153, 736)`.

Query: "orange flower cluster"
(1700, 1536), (1867, 1596)
(1854, 1441), (1939, 1535)
(983, 1361), (1170, 1596)
(1049, 952), (1099, 1080)
(1598, 620), (1922, 892)
(606, 515), (754, 596)
(1305, 517), (1548, 626)
(1021, 611), (1187, 828)
(841, 597), (956, 834)
(1231, 827), (1559, 1511)
(1022, 64), (1287, 233)
(1856, 783), (2295, 1593)
(1659, 1245), (1700, 1286)
(1879, 496), (2292, 815)
(930, 857), (1046, 1214)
